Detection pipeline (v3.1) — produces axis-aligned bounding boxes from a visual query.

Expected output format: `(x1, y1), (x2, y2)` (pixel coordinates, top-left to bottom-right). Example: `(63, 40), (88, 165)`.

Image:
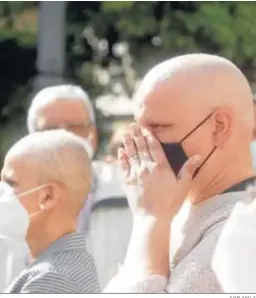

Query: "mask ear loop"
(18, 184), (49, 199)
(178, 111), (216, 178)
(180, 112), (214, 143)
(192, 146), (217, 178)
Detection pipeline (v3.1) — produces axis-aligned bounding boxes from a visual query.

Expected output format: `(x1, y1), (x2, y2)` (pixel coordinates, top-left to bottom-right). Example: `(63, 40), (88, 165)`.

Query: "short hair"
(27, 85), (96, 133)
(9, 129), (92, 210)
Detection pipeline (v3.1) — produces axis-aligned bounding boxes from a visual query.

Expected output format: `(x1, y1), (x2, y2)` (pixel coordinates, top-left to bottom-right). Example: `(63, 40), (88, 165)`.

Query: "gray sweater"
(105, 190), (252, 293)
(167, 191), (252, 293)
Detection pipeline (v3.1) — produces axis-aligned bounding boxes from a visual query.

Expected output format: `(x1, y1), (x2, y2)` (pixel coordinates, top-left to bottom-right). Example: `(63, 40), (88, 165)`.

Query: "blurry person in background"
(26, 85), (131, 289)
(27, 85), (98, 158)
(2, 130), (99, 293)
(250, 96), (256, 168)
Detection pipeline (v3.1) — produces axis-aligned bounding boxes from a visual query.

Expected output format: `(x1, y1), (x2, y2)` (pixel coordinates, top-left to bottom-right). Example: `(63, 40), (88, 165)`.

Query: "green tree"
(67, 2), (256, 83)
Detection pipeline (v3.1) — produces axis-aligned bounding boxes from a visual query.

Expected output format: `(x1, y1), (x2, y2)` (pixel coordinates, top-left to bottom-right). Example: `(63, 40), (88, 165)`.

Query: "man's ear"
(38, 183), (61, 211)
(212, 107), (233, 148)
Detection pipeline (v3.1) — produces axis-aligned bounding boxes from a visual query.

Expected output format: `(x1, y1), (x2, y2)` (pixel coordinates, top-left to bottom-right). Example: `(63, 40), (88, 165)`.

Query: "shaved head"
(1, 129), (92, 257)
(135, 54), (253, 135)
(134, 54), (254, 201)
(2, 130), (92, 212)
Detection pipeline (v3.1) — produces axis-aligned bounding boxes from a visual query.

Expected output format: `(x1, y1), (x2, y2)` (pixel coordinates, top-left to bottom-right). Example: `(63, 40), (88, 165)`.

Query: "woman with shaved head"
(1, 130), (99, 293)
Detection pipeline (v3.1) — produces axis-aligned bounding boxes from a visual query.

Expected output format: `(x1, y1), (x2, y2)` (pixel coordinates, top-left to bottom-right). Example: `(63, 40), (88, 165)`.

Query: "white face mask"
(251, 141), (256, 168)
(0, 182), (46, 241)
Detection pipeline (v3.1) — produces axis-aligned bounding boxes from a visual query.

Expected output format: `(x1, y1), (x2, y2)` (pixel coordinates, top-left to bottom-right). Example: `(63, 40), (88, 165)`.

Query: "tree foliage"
(1, 1), (256, 160)
(67, 1), (256, 84)
(1, 1), (256, 107)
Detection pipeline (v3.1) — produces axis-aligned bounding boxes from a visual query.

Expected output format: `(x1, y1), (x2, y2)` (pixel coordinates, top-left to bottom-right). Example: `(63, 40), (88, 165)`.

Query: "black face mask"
(160, 112), (216, 177)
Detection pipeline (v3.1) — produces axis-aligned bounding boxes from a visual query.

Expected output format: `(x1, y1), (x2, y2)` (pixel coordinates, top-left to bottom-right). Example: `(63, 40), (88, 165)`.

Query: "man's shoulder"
(168, 221), (224, 293)
(37, 247), (97, 281)
(5, 269), (96, 293)
(168, 192), (251, 293)
(5, 250), (99, 293)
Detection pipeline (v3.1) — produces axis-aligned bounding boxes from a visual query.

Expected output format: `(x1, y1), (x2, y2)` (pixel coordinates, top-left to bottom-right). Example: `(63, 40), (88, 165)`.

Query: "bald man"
(108, 53), (255, 293)
(1, 130), (99, 293)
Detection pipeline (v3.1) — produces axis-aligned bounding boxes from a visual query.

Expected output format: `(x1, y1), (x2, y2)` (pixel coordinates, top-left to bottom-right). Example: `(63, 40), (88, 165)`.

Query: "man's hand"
(119, 123), (201, 219)
(104, 124), (202, 292)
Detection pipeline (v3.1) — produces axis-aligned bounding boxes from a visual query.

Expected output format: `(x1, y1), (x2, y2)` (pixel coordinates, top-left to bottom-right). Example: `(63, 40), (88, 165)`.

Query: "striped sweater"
(3, 232), (100, 294)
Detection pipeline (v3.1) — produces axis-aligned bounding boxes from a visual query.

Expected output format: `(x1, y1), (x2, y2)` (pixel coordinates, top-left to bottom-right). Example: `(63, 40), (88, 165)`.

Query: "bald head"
(2, 130), (92, 212)
(135, 54), (253, 134)
(134, 54), (254, 200)
(136, 54), (250, 95)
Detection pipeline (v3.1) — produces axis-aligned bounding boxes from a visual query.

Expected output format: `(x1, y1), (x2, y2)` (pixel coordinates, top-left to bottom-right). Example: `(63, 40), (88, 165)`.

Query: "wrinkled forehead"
(35, 99), (91, 128)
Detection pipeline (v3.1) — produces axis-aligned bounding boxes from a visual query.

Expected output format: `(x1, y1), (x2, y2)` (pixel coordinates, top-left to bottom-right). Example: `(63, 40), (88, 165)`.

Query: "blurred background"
(0, 1), (256, 165)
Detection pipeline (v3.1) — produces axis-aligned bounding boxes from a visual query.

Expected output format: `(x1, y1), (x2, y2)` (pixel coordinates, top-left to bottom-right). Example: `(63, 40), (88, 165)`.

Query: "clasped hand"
(118, 124), (201, 219)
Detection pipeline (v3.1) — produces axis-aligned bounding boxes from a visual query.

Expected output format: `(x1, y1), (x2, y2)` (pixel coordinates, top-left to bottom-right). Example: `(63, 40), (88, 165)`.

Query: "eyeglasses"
(38, 122), (92, 131)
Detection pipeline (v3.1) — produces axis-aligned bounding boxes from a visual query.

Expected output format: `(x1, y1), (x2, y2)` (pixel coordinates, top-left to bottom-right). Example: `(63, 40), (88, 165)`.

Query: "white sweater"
(0, 237), (28, 291)
(212, 200), (256, 293)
